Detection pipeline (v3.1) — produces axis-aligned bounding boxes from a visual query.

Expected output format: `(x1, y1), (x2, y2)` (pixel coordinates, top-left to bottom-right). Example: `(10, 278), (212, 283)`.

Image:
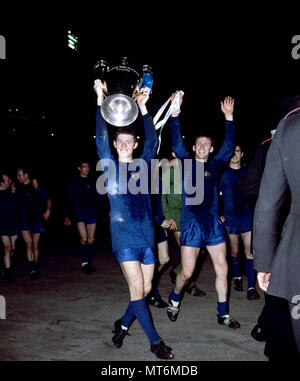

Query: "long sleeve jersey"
(219, 166), (253, 218)
(95, 106), (158, 251)
(169, 116), (235, 227)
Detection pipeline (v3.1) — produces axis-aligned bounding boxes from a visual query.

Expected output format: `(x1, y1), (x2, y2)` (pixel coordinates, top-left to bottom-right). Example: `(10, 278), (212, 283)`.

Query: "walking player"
(166, 93), (240, 329)
(16, 168), (51, 280)
(0, 173), (19, 282)
(94, 79), (174, 359)
(219, 145), (260, 300)
(64, 161), (98, 275)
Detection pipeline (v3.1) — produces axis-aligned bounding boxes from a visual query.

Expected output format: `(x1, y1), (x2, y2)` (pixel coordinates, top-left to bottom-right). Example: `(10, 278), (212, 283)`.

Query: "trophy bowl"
(94, 57), (153, 127)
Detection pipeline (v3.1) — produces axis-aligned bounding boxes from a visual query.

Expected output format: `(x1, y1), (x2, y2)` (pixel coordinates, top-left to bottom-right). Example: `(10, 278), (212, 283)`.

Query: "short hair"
(17, 167), (33, 180)
(194, 134), (214, 147)
(234, 143), (244, 152)
(114, 126), (137, 142)
(77, 160), (90, 167)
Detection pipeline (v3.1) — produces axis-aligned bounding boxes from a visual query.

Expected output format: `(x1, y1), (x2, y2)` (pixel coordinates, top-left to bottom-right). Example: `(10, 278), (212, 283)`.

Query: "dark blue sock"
(170, 288), (182, 303)
(28, 261), (36, 273)
(86, 243), (94, 263)
(245, 258), (255, 289)
(230, 255), (241, 278)
(130, 298), (161, 344)
(217, 301), (229, 317)
(79, 243), (89, 264)
(121, 302), (135, 329)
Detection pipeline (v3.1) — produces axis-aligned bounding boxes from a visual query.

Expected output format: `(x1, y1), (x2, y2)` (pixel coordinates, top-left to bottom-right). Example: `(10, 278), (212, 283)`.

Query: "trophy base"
(101, 94), (139, 127)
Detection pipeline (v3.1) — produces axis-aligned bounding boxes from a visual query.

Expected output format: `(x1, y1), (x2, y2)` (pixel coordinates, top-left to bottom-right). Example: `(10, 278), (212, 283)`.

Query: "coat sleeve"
(253, 128), (288, 272)
(237, 140), (271, 199)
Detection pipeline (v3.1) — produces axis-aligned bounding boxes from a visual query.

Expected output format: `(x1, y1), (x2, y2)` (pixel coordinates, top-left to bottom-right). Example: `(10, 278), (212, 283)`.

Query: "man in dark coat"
(253, 103), (300, 360)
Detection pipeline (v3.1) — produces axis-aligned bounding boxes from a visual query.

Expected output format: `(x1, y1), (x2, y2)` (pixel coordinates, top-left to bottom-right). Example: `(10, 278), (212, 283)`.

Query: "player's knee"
(25, 241), (33, 250)
(182, 268), (193, 281)
(216, 261), (228, 278)
(33, 241), (40, 250)
(129, 279), (144, 299)
(159, 255), (169, 267)
(80, 237), (88, 244)
(4, 244), (12, 253)
(231, 250), (239, 257)
(87, 237), (95, 244)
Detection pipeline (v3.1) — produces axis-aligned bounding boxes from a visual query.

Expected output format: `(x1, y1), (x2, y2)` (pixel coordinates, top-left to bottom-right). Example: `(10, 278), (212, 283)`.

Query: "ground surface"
(0, 228), (267, 362)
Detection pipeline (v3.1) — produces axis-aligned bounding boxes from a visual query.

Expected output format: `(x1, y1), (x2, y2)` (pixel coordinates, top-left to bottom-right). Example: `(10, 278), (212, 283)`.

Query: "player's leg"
(10, 234), (18, 254)
(117, 260), (172, 358)
(1, 236), (14, 281)
(1, 236), (12, 269)
(32, 233), (41, 278)
(148, 240), (169, 308)
(207, 242), (240, 329)
(76, 222), (90, 274)
(32, 233), (41, 263)
(86, 222), (97, 271)
(228, 233), (243, 291)
(157, 240), (170, 272)
(175, 246), (200, 294)
(241, 231), (260, 300)
(140, 261), (174, 359)
(21, 230), (38, 279)
(174, 231), (180, 246)
(167, 246), (200, 322)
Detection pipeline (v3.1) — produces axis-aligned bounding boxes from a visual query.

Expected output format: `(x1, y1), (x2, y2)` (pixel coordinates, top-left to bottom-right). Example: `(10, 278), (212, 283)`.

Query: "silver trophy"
(94, 57), (153, 127)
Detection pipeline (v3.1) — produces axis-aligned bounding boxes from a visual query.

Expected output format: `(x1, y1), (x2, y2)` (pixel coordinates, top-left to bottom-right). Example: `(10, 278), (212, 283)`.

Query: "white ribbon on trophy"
(153, 90), (184, 154)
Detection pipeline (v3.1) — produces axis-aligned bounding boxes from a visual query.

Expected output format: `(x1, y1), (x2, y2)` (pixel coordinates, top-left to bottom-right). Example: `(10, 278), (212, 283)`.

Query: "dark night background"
(1, 7), (300, 239)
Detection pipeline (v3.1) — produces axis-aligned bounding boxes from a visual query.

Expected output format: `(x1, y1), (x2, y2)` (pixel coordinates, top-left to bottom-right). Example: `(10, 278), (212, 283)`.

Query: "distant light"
(137, 136), (140, 139)
(16, 108), (19, 112)
(93, 135), (96, 139)
(8, 109), (11, 112)
(50, 133), (55, 137)
(68, 34), (78, 43)
(67, 31), (78, 51)
(182, 136), (185, 139)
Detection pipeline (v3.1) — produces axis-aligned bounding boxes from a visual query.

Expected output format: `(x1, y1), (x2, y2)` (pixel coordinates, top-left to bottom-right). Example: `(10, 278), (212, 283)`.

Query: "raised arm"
(135, 87), (158, 161)
(169, 91), (190, 160)
(213, 96), (236, 164)
(94, 80), (114, 161)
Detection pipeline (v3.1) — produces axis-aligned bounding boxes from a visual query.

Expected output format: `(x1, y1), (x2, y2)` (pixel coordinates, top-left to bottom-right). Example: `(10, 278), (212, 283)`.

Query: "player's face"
(0, 174), (11, 188)
(114, 134), (137, 162)
(17, 169), (26, 184)
(78, 163), (90, 177)
(193, 137), (214, 162)
(230, 146), (243, 164)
